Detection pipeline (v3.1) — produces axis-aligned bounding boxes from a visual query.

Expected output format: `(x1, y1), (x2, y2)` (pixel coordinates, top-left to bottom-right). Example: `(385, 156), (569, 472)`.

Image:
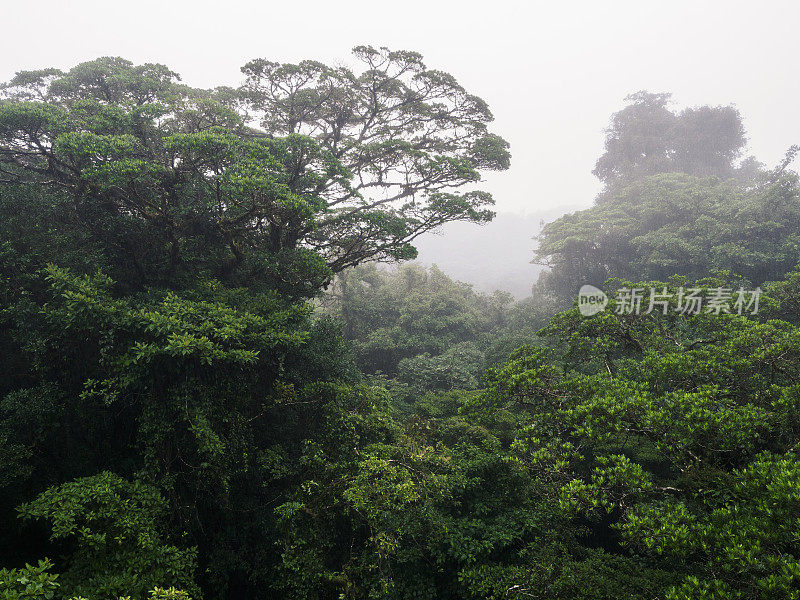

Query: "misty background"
(3, 0), (798, 294)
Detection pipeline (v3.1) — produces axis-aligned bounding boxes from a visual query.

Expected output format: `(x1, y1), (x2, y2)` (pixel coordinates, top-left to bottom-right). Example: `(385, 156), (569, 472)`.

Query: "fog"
(3, 0), (798, 217)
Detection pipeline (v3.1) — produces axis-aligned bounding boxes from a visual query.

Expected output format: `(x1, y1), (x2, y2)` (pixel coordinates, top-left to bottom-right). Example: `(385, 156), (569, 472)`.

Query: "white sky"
(2, 0), (798, 214)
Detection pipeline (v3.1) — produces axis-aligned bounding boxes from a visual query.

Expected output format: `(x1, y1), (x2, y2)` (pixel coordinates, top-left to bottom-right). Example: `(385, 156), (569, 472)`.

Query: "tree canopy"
(593, 91), (750, 191)
(535, 92), (800, 302)
(536, 171), (800, 299)
(4, 61), (800, 600)
(0, 50), (509, 296)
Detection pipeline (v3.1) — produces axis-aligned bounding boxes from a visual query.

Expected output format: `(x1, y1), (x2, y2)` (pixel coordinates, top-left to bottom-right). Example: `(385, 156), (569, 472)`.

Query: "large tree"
(0, 49), (508, 295)
(241, 46), (510, 272)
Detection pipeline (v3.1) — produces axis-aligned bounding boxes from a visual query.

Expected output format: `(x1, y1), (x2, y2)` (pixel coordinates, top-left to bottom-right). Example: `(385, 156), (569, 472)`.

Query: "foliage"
(0, 558), (192, 600)
(0, 51), (508, 295)
(0, 47), (507, 598)
(17, 473), (198, 600)
(0, 255), (355, 596)
(322, 263), (554, 382)
(273, 385), (555, 599)
(536, 172), (800, 299)
(474, 273), (800, 599)
(4, 59), (800, 600)
(397, 341), (485, 391)
(0, 559), (59, 600)
(536, 91), (799, 302)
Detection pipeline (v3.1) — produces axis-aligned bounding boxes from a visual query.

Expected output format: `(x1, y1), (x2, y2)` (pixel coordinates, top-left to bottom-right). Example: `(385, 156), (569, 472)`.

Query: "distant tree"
(593, 91), (747, 192)
(536, 172), (800, 300)
(323, 263), (548, 381)
(397, 341), (486, 391)
(672, 104), (747, 177)
(593, 91), (677, 188)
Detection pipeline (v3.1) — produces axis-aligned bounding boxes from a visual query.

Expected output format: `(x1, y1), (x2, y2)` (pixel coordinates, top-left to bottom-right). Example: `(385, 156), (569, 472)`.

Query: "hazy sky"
(2, 0), (798, 214)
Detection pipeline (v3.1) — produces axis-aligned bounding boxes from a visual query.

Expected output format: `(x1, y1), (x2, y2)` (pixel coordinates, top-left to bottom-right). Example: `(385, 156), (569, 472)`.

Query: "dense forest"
(2, 49), (800, 600)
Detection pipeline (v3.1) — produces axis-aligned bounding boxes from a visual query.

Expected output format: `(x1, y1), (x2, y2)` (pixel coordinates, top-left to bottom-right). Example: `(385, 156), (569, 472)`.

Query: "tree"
(0, 50), (510, 598)
(534, 93), (793, 302)
(241, 46), (510, 272)
(0, 262), (325, 596)
(535, 172), (800, 301)
(0, 559), (193, 600)
(0, 50), (509, 295)
(18, 472), (199, 599)
(593, 92), (747, 192)
(478, 273), (800, 599)
(397, 341), (486, 391)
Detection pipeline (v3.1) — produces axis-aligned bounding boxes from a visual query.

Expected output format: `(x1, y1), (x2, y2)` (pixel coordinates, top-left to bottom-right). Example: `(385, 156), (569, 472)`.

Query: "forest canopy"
(2, 48), (800, 600)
